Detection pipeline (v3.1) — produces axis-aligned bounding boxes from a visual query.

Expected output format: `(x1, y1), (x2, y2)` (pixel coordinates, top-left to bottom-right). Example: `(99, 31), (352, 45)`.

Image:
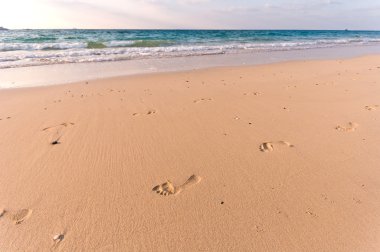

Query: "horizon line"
(2, 28), (380, 32)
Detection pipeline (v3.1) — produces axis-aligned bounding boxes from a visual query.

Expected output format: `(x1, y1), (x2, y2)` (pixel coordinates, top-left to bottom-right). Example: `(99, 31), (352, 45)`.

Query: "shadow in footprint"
(51, 139), (61, 145)
(147, 110), (156, 115)
(0, 209), (6, 218)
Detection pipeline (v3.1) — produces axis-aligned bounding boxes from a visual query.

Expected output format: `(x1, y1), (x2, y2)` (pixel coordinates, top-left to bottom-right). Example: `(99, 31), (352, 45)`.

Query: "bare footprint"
(255, 225), (264, 233)
(52, 231), (66, 249)
(243, 92), (261, 96)
(259, 141), (294, 152)
(53, 233), (65, 242)
(335, 122), (358, 132)
(365, 105), (379, 111)
(146, 109), (156, 115)
(305, 210), (318, 218)
(8, 209), (33, 225)
(42, 122), (75, 145)
(152, 174), (201, 196)
(42, 122), (75, 131)
(133, 110), (156, 116)
(193, 98), (213, 103)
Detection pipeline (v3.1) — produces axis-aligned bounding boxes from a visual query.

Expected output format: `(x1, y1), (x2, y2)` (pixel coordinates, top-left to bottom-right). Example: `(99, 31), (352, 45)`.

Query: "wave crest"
(87, 41), (107, 49)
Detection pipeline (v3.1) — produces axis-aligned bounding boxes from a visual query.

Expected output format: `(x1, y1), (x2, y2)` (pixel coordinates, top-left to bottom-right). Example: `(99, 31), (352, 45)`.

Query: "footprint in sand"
(243, 92), (261, 96)
(51, 232), (66, 249)
(42, 122), (75, 132)
(335, 122), (358, 132)
(365, 105), (379, 111)
(255, 225), (264, 233)
(193, 98), (213, 103)
(42, 122), (75, 145)
(1, 209), (33, 225)
(146, 109), (156, 115)
(286, 85), (297, 89)
(353, 197), (362, 204)
(133, 109), (157, 116)
(305, 210), (318, 218)
(152, 174), (201, 196)
(259, 141), (294, 152)
(53, 233), (65, 242)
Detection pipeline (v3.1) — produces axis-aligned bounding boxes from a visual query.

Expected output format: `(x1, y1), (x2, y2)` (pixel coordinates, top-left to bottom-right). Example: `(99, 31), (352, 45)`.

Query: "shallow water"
(1, 29), (380, 69)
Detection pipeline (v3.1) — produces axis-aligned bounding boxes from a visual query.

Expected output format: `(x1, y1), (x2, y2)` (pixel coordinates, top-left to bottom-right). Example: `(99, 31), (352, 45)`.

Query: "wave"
(1, 38), (380, 69)
(87, 41), (107, 49)
(1, 38), (380, 52)
(126, 40), (174, 47)
(0, 42), (87, 51)
(0, 40), (176, 51)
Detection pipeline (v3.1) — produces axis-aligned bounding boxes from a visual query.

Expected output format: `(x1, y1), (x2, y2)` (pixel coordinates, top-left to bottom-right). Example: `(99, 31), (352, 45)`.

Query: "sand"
(0, 55), (380, 251)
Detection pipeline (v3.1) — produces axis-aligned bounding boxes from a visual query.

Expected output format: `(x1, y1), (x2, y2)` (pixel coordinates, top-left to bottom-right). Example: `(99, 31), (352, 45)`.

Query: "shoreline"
(1, 44), (380, 89)
(0, 53), (379, 94)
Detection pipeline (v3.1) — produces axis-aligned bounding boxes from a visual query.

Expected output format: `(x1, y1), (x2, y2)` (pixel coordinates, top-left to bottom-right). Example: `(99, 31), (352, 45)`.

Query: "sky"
(0, 0), (379, 30)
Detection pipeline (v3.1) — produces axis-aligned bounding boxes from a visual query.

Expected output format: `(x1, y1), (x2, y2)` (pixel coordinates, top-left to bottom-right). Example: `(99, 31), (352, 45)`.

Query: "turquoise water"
(1, 29), (380, 68)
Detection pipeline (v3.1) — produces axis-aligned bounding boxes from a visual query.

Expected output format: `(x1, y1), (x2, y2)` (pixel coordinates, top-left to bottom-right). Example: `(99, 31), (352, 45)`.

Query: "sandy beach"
(1, 55), (380, 251)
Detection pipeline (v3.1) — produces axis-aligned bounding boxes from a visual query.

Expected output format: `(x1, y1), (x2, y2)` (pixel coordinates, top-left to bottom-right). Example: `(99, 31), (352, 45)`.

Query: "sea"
(1, 29), (380, 69)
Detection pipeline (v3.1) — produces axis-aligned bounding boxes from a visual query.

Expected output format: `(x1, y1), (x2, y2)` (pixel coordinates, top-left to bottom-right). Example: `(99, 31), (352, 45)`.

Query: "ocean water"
(1, 29), (380, 69)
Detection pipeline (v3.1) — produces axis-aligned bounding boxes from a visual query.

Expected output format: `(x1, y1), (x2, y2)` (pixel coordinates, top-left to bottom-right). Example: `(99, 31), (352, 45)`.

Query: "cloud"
(1, 0), (379, 30)
(177, 0), (210, 4)
(44, 0), (220, 28)
(48, 0), (181, 28)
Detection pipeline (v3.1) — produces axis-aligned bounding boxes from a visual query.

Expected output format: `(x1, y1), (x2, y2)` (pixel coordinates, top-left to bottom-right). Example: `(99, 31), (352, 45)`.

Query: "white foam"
(2, 44), (380, 89)
(0, 42), (87, 51)
(1, 38), (380, 69)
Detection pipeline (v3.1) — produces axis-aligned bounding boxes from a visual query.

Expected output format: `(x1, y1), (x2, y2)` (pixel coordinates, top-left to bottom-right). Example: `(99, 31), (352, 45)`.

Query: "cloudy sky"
(1, 0), (379, 30)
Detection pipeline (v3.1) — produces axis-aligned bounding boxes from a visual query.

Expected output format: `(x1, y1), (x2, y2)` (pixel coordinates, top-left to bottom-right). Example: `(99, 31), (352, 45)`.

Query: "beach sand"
(0, 55), (380, 251)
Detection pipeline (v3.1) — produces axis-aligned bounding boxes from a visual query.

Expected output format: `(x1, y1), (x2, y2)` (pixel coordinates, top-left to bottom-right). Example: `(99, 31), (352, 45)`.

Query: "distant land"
(0, 26), (9, 30)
